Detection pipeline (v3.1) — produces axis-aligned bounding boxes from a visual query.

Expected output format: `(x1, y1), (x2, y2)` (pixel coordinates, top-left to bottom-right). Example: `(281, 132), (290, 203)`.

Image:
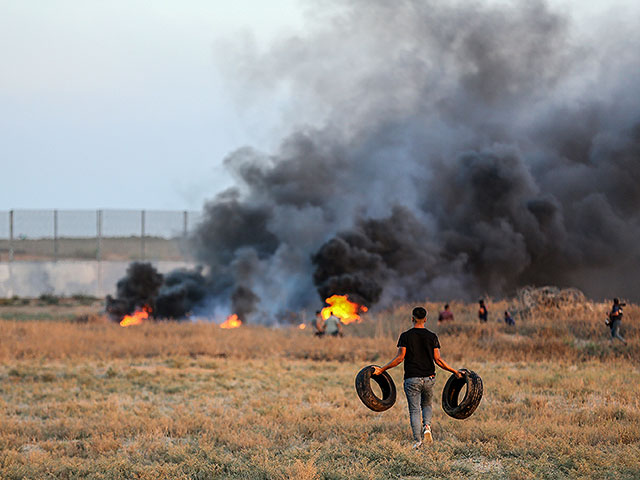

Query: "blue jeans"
(403, 376), (436, 442)
(610, 319), (626, 343)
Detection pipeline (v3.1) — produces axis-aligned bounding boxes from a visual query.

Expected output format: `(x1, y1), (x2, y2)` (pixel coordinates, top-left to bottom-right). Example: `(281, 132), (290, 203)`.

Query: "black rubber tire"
(355, 365), (397, 412)
(441, 369), (483, 419)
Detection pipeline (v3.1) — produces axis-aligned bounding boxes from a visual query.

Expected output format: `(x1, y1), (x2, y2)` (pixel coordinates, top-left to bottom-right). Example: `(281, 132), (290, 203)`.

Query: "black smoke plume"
(113, 1), (640, 322)
(155, 267), (209, 319)
(106, 262), (163, 319)
(106, 263), (210, 320)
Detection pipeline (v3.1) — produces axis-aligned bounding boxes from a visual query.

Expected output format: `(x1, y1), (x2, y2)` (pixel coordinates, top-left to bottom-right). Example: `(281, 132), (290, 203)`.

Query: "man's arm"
(373, 347), (406, 375)
(434, 348), (463, 378)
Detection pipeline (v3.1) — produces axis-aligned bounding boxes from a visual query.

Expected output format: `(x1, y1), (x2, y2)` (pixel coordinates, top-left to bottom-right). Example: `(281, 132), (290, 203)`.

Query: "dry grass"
(1, 300), (637, 363)
(0, 296), (102, 322)
(0, 300), (638, 479)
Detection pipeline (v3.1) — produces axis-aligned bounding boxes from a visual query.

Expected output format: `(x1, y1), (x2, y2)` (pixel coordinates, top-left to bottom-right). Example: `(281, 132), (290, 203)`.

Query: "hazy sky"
(0, 0), (304, 210)
(0, 0), (635, 210)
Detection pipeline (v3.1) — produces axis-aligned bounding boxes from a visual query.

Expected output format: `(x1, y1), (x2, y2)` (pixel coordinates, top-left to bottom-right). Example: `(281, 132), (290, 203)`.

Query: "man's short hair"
(613, 298), (619, 304)
(412, 307), (427, 319)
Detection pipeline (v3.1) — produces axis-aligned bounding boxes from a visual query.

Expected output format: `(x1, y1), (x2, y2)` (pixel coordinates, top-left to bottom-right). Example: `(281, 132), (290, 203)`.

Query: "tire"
(355, 365), (397, 412)
(441, 369), (483, 419)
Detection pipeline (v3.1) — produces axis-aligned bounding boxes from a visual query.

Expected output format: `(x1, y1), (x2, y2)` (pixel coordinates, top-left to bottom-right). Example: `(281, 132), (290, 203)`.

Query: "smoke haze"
(119, 0), (640, 322)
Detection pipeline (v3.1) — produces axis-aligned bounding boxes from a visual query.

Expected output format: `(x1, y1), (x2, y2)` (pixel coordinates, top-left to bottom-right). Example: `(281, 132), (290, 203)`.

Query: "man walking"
(478, 299), (488, 323)
(373, 307), (462, 449)
(608, 298), (627, 344)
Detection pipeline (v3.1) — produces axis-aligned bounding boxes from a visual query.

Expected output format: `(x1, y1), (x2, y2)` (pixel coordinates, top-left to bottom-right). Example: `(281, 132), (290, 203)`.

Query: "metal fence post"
(8, 210), (14, 297)
(8, 210), (14, 262)
(183, 210), (188, 239)
(53, 209), (58, 262)
(96, 210), (102, 261)
(140, 210), (146, 261)
(97, 209), (103, 297)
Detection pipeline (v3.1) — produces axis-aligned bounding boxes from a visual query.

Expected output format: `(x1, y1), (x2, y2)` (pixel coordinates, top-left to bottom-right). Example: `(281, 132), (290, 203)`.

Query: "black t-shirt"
(397, 328), (441, 379)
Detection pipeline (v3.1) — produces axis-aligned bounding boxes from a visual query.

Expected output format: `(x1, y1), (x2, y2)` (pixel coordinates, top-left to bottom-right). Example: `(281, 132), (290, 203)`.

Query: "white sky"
(0, 0), (636, 210)
(0, 0), (305, 210)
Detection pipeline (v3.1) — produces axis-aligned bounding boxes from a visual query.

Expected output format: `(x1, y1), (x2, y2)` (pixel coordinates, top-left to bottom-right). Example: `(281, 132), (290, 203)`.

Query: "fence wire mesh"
(0, 209), (202, 262)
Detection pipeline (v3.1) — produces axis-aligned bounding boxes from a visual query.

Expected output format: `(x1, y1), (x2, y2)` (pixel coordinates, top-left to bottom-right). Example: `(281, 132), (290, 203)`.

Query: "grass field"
(0, 300), (638, 479)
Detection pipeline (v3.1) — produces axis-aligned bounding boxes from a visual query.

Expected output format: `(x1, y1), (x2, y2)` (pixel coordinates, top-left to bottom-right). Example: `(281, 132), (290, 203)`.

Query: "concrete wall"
(0, 261), (198, 297)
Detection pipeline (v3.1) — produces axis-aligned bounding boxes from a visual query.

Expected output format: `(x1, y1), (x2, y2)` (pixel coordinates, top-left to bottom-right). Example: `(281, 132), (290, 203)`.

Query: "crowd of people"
(437, 300), (516, 326)
(307, 297), (628, 348)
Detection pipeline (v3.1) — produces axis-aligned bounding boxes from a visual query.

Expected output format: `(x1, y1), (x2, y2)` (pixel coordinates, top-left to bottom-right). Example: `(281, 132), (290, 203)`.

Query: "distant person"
(438, 304), (454, 322)
(478, 300), (488, 323)
(313, 310), (325, 337)
(608, 298), (626, 344)
(374, 307), (463, 449)
(504, 310), (515, 326)
(324, 312), (343, 337)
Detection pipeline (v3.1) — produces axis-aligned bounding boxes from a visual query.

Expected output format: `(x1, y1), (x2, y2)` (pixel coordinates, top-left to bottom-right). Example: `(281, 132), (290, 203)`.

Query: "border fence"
(0, 209), (203, 298)
(0, 209), (202, 262)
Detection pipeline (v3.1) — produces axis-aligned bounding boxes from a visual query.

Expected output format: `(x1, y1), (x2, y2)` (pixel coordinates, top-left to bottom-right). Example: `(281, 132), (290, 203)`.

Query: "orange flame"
(298, 323), (306, 330)
(321, 294), (368, 325)
(120, 306), (150, 327)
(220, 314), (242, 329)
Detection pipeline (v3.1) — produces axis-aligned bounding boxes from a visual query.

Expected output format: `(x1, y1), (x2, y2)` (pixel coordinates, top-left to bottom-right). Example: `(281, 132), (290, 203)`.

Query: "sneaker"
(423, 424), (433, 443)
(412, 441), (423, 450)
